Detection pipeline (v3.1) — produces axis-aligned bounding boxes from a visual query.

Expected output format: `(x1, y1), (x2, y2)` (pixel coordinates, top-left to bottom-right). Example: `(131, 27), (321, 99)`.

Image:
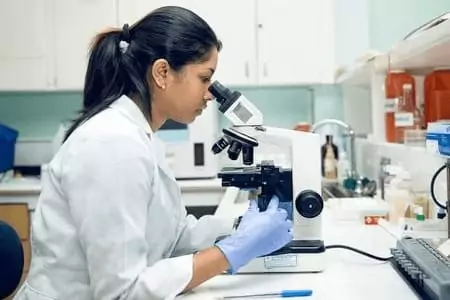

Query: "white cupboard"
(0, 0), (336, 90)
(52, 0), (119, 90)
(0, 0), (52, 90)
(117, 0), (336, 86)
(257, 0), (335, 85)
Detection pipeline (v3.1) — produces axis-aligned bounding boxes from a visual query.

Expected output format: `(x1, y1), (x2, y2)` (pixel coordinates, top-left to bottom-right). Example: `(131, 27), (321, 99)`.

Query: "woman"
(14, 6), (292, 300)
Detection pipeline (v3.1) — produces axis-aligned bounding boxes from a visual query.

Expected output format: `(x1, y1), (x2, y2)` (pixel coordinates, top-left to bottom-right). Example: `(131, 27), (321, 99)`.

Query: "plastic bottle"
(321, 135), (339, 179)
(384, 71), (416, 143)
(394, 84), (419, 143)
(337, 151), (350, 184)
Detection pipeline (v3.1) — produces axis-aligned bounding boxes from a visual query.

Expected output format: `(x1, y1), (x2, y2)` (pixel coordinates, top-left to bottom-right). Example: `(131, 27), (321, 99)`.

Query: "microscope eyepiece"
(208, 81), (243, 114)
(208, 81), (232, 105)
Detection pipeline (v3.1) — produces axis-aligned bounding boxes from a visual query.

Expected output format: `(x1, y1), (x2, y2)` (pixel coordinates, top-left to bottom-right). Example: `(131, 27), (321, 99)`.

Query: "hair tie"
(121, 23), (131, 42)
(119, 23), (130, 54)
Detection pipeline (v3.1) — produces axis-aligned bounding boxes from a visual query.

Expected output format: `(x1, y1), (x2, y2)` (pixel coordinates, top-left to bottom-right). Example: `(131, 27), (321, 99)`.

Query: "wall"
(334, 0), (370, 67)
(369, 0), (450, 52)
(0, 85), (343, 140)
(355, 139), (448, 217)
(0, 85), (344, 166)
(0, 92), (81, 139)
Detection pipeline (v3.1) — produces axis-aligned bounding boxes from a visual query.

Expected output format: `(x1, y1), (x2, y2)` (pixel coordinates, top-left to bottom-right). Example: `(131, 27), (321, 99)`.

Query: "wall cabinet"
(257, 0), (335, 85)
(118, 0), (258, 86)
(0, 0), (118, 91)
(52, 0), (119, 90)
(0, 0), (52, 90)
(0, 0), (336, 90)
(119, 0), (335, 86)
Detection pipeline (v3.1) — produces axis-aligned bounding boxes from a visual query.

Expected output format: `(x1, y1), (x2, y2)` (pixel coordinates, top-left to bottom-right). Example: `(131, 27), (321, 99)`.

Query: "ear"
(151, 58), (170, 89)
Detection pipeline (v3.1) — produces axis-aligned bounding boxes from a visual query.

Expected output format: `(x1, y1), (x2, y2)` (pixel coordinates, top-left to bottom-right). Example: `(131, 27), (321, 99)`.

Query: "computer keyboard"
(390, 237), (450, 300)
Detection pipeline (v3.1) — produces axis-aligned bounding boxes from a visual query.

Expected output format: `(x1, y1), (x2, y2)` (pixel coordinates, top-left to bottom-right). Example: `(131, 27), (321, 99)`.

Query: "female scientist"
(14, 6), (292, 300)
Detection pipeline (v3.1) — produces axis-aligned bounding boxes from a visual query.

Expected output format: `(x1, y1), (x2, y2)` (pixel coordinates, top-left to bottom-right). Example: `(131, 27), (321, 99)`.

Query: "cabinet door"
(257, 0), (335, 85)
(189, 0), (257, 86)
(0, 0), (51, 90)
(118, 0), (190, 25)
(53, 0), (118, 90)
(118, 0), (258, 86)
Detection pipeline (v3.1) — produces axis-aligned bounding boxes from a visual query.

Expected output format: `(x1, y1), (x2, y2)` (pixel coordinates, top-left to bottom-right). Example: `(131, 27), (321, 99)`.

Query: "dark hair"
(64, 6), (222, 141)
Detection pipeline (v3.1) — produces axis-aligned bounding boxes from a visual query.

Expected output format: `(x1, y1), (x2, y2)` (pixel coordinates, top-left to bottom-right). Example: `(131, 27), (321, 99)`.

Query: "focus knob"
(295, 190), (323, 219)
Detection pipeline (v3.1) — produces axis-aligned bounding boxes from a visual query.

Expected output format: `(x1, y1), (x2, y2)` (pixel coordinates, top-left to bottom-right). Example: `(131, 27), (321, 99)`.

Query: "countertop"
(177, 188), (420, 300)
(0, 176), (41, 195)
(0, 176), (225, 208)
(0, 176), (223, 195)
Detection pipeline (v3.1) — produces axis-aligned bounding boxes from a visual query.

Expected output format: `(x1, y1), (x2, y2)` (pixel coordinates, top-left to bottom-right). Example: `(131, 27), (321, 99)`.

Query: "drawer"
(22, 240), (31, 273)
(0, 203), (30, 240)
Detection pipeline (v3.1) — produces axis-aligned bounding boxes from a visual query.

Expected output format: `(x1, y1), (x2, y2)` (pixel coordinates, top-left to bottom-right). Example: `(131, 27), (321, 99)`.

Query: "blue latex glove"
(216, 196), (293, 274)
(277, 200), (293, 220)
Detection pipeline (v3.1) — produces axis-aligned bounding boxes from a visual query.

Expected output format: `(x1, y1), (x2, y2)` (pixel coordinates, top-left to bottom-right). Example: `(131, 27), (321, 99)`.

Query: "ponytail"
(63, 25), (151, 142)
(64, 6), (222, 142)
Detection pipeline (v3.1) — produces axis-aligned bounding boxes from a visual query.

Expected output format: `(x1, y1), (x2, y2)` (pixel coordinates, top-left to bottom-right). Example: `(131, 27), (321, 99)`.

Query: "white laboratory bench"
(177, 188), (420, 300)
(0, 176), (225, 212)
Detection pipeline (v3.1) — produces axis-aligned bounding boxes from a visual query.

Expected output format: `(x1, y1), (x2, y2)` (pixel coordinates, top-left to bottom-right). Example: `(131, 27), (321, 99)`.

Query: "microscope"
(209, 81), (326, 273)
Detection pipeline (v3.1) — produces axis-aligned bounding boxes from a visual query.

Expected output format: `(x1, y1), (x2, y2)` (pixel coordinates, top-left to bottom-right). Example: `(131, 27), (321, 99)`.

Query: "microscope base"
(237, 239), (326, 274)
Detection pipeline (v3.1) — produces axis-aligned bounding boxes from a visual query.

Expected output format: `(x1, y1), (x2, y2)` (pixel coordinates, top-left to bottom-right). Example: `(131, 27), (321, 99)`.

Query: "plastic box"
(0, 123), (19, 173)
(327, 197), (389, 225)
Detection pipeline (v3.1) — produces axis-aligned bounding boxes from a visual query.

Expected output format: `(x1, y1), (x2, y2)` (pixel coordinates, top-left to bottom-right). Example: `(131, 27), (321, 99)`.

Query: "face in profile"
(151, 48), (219, 124)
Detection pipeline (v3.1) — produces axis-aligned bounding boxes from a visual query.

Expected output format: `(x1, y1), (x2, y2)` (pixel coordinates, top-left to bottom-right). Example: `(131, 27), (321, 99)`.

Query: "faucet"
(379, 156), (391, 200)
(311, 119), (364, 180)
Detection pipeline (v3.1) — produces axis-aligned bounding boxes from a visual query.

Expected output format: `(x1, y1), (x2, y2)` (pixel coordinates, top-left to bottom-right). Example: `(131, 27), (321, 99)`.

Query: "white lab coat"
(13, 95), (233, 300)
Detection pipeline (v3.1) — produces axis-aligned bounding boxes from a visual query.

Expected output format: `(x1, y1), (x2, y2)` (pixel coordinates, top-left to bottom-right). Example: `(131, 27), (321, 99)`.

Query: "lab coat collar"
(110, 95), (153, 137)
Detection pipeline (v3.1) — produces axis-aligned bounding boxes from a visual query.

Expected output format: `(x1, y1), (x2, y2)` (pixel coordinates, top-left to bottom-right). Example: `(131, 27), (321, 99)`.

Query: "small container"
(328, 197), (389, 225)
(415, 207), (425, 221)
(293, 122), (311, 132)
(403, 129), (426, 147)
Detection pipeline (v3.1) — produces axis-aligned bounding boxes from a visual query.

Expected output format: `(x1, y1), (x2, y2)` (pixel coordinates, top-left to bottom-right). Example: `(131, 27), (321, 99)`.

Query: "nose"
(204, 89), (214, 102)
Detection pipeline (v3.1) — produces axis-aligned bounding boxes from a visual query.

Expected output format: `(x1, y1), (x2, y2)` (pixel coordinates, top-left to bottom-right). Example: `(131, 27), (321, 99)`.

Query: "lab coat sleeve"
(62, 133), (193, 300)
(171, 211), (235, 257)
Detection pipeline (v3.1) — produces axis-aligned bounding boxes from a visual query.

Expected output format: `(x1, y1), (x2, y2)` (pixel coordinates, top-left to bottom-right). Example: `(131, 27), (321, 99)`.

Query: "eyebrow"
(208, 68), (215, 75)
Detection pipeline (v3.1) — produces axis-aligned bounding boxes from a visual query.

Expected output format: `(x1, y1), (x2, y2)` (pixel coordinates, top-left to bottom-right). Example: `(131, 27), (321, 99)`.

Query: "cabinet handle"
(245, 62), (249, 78)
(263, 63), (268, 77)
(48, 77), (56, 88)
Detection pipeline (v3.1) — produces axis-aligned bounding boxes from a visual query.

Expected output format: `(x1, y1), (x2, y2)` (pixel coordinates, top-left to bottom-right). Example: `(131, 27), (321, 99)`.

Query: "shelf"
(335, 19), (450, 86)
(383, 19), (450, 74)
(335, 60), (376, 87)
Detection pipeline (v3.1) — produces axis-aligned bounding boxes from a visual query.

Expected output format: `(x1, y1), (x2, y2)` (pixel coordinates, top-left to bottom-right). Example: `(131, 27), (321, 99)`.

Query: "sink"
(322, 181), (355, 200)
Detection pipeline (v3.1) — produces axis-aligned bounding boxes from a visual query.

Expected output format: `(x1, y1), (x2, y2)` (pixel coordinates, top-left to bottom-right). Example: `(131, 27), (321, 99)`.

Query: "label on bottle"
(385, 98), (398, 113)
(395, 112), (414, 127)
